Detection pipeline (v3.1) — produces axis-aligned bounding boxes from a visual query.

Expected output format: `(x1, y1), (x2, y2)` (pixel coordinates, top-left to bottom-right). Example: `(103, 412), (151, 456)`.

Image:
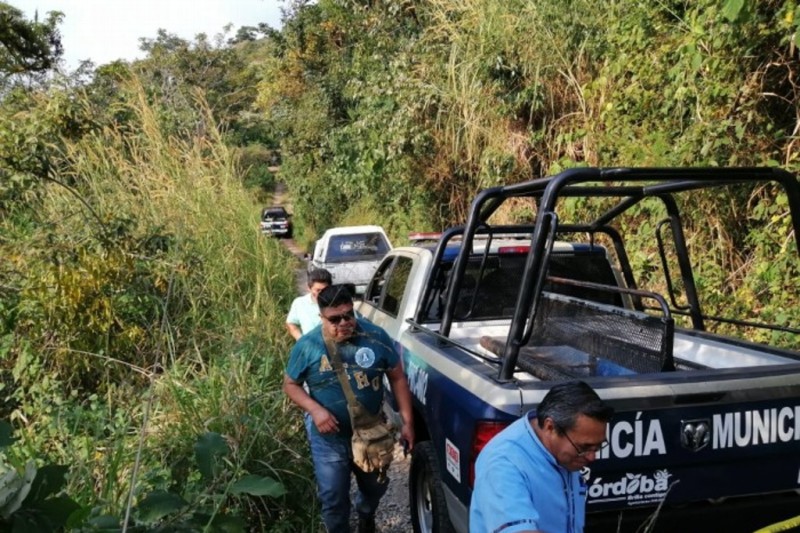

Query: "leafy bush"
(1, 77), (319, 529)
(235, 144), (277, 197)
(0, 420), (81, 531)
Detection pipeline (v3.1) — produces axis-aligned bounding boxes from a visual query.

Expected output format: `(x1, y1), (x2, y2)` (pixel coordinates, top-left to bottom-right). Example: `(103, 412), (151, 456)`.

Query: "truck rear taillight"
(469, 421), (510, 487)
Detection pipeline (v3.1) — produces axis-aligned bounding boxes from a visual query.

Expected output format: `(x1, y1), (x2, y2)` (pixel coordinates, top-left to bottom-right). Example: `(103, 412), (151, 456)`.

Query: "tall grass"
(4, 78), (319, 529)
(416, 0), (603, 218)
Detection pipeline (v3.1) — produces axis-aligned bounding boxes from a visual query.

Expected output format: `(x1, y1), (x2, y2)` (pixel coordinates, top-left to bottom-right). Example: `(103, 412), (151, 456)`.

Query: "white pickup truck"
(357, 167), (800, 533)
(307, 225), (393, 295)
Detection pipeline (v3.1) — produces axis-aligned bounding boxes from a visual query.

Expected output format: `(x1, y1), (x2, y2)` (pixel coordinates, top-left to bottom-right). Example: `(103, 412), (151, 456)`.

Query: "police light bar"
(497, 245), (531, 254)
(408, 232), (443, 242)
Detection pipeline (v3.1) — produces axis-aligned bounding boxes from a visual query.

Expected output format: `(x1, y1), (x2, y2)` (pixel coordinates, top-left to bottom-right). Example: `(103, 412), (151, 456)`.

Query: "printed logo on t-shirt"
(355, 347), (376, 368)
(319, 354), (333, 372)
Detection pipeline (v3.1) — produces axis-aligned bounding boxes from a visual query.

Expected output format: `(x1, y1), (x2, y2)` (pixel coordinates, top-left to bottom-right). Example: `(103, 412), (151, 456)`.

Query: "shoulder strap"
(324, 336), (360, 408)
(324, 336), (382, 428)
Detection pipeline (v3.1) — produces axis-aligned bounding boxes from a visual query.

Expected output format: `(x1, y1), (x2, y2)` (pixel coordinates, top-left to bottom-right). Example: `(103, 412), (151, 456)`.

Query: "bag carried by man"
(326, 338), (397, 481)
(347, 401), (396, 480)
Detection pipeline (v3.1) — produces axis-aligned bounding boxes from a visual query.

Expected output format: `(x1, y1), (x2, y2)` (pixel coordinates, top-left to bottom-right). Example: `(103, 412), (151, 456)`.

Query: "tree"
(0, 2), (62, 83)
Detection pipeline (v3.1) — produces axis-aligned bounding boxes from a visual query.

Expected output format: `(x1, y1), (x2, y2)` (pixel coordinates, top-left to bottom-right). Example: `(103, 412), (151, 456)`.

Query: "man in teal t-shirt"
(283, 285), (415, 533)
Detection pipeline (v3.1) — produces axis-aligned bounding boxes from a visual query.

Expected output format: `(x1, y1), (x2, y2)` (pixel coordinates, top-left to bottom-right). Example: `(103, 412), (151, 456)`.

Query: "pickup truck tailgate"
(585, 395), (800, 511)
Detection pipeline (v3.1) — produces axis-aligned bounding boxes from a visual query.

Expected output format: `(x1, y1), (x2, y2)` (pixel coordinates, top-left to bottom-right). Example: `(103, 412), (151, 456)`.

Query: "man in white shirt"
(286, 269), (333, 340)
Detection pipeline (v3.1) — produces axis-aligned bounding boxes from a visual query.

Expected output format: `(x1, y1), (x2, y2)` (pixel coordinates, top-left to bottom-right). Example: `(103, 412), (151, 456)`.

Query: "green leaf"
(194, 432), (230, 481)
(691, 52), (703, 71)
(230, 475), (287, 498)
(26, 465), (68, 503)
(9, 512), (58, 533)
(208, 514), (247, 532)
(84, 514), (121, 528)
(1, 461), (37, 519)
(135, 490), (187, 524)
(34, 495), (83, 529)
(0, 421), (16, 448)
(0, 469), (23, 509)
(722, 0), (745, 22)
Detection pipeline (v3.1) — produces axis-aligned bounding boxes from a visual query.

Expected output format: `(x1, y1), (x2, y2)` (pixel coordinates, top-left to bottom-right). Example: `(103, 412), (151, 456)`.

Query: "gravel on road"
(350, 443), (412, 532)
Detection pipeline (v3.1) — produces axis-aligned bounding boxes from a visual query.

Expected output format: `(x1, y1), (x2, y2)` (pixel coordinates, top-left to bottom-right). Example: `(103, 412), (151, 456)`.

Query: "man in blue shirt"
(283, 285), (415, 533)
(470, 381), (613, 533)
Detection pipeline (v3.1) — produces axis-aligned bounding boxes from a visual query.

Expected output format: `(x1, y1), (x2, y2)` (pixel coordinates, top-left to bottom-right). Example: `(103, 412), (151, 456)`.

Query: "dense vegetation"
(0, 0), (798, 530)
(0, 3), (315, 531)
(263, 0), (799, 346)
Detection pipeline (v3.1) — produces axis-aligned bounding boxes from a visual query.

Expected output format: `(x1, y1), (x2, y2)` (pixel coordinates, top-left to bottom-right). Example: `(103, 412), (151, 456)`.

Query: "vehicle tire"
(410, 441), (456, 533)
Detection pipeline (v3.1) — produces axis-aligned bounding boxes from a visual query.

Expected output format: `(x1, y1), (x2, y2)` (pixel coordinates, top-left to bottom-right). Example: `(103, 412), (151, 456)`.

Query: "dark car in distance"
(260, 206), (292, 238)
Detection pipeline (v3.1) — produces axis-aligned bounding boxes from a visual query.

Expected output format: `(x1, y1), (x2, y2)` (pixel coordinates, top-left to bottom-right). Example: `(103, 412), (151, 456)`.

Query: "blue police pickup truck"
(356, 168), (800, 533)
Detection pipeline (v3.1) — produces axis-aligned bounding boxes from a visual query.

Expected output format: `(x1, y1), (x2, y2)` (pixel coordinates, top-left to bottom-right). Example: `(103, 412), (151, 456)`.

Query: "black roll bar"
(428, 167), (800, 381)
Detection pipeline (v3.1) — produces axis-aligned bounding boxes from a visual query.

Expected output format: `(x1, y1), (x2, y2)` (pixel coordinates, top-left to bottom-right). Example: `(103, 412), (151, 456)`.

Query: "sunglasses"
(321, 310), (356, 325)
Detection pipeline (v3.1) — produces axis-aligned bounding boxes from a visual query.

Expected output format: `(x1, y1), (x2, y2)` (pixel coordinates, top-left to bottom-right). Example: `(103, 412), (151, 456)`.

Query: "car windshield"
(263, 208), (287, 219)
(326, 233), (391, 262)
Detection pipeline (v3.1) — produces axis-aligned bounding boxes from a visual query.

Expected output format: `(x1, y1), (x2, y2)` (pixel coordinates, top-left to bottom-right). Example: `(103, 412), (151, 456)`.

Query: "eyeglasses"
(321, 310), (356, 325)
(559, 427), (608, 457)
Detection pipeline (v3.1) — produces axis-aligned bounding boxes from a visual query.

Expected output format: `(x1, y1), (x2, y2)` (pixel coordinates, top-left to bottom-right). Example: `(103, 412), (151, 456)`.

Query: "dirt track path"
(270, 181), (413, 532)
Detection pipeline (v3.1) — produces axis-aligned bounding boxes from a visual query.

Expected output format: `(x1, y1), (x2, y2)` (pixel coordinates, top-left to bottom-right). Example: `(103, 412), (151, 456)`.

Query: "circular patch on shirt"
(355, 347), (376, 368)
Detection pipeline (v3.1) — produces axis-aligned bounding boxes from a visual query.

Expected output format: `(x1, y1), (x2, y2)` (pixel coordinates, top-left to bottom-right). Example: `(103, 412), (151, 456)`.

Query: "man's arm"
(285, 297), (303, 340)
(286, 323), (302, 340)
(470, 452), (544, 533)
(386, 364), (415, 450)
(282, 374), (340, 433)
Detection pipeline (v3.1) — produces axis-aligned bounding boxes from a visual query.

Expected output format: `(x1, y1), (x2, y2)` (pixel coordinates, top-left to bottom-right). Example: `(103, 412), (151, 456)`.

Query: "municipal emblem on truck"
(680, 419), (711, 452)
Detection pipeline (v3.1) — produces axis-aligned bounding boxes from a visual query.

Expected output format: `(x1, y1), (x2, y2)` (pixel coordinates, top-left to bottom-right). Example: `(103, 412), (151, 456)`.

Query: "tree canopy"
(0, 2), (62, 80)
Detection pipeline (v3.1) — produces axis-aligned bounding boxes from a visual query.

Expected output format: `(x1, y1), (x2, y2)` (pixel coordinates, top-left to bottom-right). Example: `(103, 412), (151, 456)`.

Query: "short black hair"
(317, 284), (354, 309)
(536, 381), (614, 431)
(308, 268), (333, 286)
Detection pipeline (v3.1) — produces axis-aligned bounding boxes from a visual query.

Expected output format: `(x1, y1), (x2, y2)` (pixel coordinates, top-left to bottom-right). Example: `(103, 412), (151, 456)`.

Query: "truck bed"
(368, 168), (800, 533)
(441, 321), (800, 380)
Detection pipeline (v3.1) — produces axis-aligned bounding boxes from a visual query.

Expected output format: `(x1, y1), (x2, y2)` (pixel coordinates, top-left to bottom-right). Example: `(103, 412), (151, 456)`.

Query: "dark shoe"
(357, 515), (375, 533)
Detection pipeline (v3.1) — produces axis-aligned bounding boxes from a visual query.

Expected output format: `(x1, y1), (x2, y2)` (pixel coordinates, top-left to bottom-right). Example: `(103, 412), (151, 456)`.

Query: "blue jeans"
(304, 414), (389, 532)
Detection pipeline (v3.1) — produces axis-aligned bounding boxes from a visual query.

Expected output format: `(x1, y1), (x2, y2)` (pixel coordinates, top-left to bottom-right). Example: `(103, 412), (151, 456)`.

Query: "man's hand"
(283, 374), (339, 433)
(286, 323), (302, 340)
(400, 422), (415, 453)
(386, 364), (415, 452)
(310, 406), (340, 434)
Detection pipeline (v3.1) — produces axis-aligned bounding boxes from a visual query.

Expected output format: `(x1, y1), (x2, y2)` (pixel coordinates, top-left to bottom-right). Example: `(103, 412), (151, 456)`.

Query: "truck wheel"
(410, 441), (455, 533)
